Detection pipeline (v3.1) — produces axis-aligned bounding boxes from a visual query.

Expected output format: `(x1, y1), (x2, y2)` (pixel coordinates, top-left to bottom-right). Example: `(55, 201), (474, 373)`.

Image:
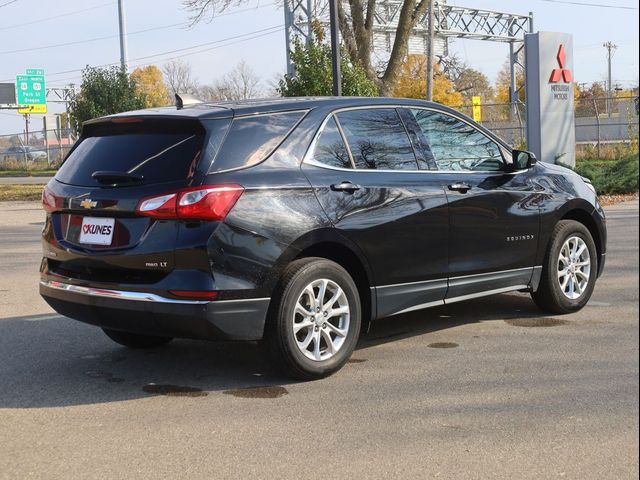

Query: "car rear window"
(55, 119), (211, 187)
(209, 111), (305, 173)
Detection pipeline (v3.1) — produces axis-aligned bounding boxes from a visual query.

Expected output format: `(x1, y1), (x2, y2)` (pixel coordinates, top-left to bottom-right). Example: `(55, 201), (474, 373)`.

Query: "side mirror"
(505, 150), (537, 172)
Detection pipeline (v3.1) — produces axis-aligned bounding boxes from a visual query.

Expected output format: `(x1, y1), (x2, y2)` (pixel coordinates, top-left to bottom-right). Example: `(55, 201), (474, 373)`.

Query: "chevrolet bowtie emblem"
(80, 199), (97, 209)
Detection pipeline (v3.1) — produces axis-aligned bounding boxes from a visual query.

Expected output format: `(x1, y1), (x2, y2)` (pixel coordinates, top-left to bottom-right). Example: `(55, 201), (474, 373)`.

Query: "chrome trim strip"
(390, 300), (445, 316)
(377, 266), (540, 289)
(40, 280), (210, 304)
(40, 280), (271, 306)
(444, 285), (529, 305)
(449, 266), (534, 281)
(377, 277), (446, 289)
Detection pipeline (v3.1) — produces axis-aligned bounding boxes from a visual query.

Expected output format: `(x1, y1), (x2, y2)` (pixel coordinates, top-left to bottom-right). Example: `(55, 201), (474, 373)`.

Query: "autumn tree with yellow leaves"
(130, 65), (171, 108)
(392, 54), (463, 106)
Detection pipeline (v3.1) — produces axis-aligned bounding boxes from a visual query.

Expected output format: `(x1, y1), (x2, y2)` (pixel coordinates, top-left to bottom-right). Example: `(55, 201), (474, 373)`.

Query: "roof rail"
(175, 93), (204, 110)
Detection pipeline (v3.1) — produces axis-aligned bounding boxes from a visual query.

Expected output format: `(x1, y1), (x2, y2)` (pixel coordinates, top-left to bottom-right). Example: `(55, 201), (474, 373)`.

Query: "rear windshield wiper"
(92, 171), (144, 184)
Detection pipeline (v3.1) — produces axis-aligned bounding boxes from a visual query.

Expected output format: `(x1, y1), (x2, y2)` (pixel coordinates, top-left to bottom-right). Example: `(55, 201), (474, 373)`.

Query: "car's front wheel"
(102, 328), (173, 349)
(265, 257), (361, 380)
(532, 220), (598, 314)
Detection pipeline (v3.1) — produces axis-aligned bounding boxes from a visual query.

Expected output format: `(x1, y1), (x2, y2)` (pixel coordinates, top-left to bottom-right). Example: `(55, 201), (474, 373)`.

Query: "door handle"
(331, 181), (361, 193)
(448, 182), (472, 193)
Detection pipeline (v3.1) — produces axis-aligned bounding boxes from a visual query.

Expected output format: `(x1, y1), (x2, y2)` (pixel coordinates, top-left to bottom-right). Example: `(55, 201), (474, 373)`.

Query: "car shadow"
(0, 293), (544, 409)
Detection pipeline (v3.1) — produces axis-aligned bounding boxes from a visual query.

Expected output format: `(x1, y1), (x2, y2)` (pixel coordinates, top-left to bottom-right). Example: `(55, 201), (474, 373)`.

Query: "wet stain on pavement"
(348, 358), (367, 364)
(505, 317), (569, 327)
(142, 384), (208, 397)
(223, 386), (289, 399)
(428, 342), (459, 349)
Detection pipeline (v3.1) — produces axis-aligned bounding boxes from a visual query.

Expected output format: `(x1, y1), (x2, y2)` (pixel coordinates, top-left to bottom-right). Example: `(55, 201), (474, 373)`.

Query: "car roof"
(102, 97), (453, 121)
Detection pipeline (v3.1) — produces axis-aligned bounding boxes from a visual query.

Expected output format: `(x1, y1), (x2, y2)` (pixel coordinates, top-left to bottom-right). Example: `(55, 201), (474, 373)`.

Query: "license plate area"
(79, 217), (115, 245)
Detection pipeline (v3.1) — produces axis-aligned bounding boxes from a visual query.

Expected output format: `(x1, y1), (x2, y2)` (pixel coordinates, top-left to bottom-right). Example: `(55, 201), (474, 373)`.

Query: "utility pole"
(426, 0), (435, 101)
(118, 0), (129, 71)
(603, 41), (617, 117)
(328, 0), (341, 96)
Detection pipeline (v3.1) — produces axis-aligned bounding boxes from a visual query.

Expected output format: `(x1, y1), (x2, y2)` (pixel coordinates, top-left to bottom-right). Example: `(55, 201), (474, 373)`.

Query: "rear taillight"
(42, 185), (61, 213)
(136, 184), (244, 221)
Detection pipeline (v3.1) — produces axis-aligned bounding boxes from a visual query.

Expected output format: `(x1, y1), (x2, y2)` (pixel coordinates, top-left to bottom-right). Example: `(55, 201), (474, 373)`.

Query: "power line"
(9, 25), (285, 84)
(540, 0), (638, 9)
(0, 21), (186, 55)
(0, 2), (278, 55)
(0, 0), (19, 8)
(0, 2), (115, 32)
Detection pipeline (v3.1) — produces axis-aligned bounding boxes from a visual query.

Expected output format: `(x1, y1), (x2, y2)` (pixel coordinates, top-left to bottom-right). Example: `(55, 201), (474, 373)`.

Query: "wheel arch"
(560, 208), (603, 271)
(269, 229), (376, 327)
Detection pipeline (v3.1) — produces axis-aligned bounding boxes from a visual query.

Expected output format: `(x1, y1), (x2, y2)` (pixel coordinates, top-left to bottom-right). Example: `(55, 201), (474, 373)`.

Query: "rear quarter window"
(209, 111), (306, 173)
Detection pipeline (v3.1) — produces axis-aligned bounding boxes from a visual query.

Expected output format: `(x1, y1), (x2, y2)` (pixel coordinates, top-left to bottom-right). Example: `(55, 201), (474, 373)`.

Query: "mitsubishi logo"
(549, 44), (572, 83)
(80, 199), (97, 209)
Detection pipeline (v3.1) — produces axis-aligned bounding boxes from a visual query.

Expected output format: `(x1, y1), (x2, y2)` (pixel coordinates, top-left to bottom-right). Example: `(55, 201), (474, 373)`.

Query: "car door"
(301, 107), (449, 318)
(406, 107), (541, 301)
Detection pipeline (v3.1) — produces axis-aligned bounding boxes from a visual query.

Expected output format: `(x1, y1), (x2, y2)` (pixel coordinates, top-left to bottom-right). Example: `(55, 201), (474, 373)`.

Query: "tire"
(265, 257), (361, 380)
(102, 328), (173, 349)
(532, 220), (598, 314)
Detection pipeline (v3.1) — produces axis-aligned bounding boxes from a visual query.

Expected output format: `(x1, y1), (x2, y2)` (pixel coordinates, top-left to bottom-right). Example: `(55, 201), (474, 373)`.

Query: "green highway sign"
(26, 68), (45, 76)
(16, 73), (46, 105)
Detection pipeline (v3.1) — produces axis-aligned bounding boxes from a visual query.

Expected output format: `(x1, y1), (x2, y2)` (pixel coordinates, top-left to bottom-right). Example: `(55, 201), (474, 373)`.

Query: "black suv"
(40, 97), (607, 379)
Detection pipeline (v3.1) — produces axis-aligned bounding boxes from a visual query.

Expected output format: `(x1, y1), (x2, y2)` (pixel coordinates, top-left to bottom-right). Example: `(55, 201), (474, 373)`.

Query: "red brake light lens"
(137, 193), (177, 219)
(136, 184), (244, 221)
(42, 185), (61, 213)
(177, 185), (244, 220)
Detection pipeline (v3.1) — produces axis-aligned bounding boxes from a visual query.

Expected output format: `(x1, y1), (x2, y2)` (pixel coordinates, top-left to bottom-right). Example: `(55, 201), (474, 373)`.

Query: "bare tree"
(162, 59), (199, 97)
(213, 60), (261, 100)
(183, 0), (434, 95)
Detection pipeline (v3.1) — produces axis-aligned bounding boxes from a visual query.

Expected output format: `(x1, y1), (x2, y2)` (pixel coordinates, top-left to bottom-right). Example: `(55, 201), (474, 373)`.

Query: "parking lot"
(0, 199), (637, 479)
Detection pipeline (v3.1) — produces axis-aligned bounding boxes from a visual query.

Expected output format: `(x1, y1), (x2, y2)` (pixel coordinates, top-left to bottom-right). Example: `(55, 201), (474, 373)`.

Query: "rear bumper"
(40, 280), (270, 341)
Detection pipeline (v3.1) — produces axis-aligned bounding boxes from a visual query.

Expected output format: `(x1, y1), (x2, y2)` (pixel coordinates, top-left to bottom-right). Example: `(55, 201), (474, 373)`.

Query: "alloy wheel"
(292, 278), (350, 361)
(557, 236), (591, 300)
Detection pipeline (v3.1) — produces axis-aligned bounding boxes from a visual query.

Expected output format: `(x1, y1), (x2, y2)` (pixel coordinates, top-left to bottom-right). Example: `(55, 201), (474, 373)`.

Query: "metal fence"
(0, 128), (75, 169)
(452, 95), (639, 156)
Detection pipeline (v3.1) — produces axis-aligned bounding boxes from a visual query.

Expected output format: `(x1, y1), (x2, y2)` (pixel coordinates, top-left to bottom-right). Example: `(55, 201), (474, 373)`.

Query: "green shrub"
(574, 154), (639, 194)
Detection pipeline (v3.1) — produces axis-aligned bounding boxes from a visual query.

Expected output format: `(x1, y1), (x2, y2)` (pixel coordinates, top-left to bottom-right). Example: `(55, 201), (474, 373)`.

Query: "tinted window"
(311, 116), (352, 169)
(411, 109), (504, 172)
(210, 111), (305, 172)
(397, 108), (437, 170)
(336, 109), (418, 170)
(56, 120), (207, 187)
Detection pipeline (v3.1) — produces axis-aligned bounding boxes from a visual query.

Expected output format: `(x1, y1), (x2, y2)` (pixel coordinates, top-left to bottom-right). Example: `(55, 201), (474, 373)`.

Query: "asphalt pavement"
(0, 200), (638, 479)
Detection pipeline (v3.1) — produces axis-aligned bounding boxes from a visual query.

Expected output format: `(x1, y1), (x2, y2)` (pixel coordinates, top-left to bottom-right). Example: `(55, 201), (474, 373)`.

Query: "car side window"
(410, 109), (504, 172)
(336, 109), (418, 170)
(311, 116), (352, 169)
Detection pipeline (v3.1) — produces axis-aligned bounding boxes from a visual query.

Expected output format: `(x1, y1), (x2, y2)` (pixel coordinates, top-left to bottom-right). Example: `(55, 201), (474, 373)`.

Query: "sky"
(0, 0), (638, 135)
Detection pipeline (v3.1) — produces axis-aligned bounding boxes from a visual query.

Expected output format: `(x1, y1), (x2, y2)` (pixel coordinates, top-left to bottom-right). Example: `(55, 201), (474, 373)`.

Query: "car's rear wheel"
(265, 257), (361, 380)
(532, 220), (598, 314)
(102, 328), (173, 349)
